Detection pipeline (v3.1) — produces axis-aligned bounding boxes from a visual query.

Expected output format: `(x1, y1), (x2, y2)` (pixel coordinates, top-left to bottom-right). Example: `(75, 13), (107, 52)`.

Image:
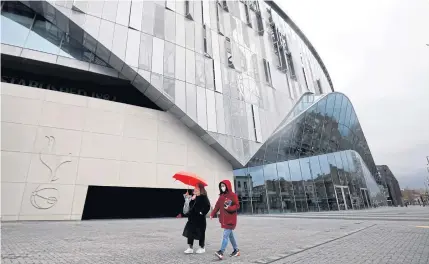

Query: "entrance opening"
(334, 185), (353, 210)
(81, 186), (188, 220)
(360, 188), (370, 208)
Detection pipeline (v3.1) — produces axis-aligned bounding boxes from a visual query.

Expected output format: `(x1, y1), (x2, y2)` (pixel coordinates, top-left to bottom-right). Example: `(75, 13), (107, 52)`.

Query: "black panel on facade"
(82, 186), (188, 220)
(1, 54), (162, 110)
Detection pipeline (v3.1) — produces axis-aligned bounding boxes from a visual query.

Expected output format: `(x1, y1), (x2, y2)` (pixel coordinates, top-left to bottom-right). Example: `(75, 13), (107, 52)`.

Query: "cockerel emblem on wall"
(30, 136), (72, 210)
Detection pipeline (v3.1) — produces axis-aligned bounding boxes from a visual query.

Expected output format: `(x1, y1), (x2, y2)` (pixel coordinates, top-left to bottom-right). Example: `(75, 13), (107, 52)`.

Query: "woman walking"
(210, 180), (240, 260)
(183, 183), (211, 254)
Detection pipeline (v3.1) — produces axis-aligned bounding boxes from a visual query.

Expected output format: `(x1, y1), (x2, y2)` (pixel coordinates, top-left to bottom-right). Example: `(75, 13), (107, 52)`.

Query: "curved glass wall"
(1, 1), (110, 67)
(234, 92), (388, 214)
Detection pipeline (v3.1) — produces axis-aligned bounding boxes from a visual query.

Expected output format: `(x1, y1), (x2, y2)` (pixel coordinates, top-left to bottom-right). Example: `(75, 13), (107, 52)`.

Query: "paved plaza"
(2, 207), (429, 264)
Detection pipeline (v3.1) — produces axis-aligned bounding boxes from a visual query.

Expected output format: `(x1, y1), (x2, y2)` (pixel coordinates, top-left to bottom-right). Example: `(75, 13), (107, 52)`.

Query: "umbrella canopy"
(173, 171), (208, 187)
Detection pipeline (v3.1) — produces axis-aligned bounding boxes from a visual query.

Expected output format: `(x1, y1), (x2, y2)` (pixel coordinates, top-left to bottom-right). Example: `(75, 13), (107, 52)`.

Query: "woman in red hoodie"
(210, 180), (240, 260)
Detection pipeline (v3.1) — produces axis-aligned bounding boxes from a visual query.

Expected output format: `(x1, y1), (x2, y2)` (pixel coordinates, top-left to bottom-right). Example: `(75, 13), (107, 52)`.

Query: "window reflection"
(25, 15), (62, 54)
(263, 163), (282, 213)
(1, 1), (111, 68)
(277, 161), (296, 212)
(1, 1), (34, 47)
(248, 164), (268, 214)
(300, 158), (319, 212)
(289, 159), (307, 212)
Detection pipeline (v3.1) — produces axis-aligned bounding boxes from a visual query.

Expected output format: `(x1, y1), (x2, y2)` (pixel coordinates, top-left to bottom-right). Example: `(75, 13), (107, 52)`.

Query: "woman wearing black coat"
(183, 183), (211, 254)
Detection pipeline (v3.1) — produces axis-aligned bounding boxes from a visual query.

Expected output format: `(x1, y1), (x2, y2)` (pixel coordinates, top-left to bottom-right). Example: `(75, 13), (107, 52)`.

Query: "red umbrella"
(173, 171), (208, 187)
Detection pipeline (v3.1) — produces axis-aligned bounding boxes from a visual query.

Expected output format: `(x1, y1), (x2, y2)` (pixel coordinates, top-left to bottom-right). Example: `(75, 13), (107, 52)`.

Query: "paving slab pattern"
(2, 207), (429, 264)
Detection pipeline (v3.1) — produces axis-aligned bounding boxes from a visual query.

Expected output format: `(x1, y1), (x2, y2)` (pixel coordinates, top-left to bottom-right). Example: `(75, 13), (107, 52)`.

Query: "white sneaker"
(184, 248), (194, 254)
(196, 248), (205, 254)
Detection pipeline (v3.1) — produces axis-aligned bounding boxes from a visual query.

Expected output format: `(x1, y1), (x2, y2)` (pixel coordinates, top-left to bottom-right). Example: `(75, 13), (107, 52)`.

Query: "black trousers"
(188, 233), (205, 248)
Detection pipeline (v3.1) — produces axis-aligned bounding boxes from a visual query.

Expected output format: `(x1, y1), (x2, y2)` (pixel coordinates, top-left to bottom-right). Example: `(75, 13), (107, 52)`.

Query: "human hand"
(191, 194), (196, 200)
(210, 215), (213, 220)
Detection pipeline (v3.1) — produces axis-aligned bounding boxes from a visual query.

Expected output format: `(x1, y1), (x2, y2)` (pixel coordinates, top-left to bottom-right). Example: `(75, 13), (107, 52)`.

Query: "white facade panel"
(0, 83), (233, 221)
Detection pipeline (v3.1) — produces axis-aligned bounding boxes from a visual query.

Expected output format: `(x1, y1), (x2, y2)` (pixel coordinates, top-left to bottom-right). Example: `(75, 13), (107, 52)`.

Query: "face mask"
(221, 186), (226, 192)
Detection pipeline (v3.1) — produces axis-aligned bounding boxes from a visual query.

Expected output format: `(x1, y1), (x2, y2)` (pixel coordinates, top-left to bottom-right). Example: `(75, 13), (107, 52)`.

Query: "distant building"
(377, 165), (403, 206)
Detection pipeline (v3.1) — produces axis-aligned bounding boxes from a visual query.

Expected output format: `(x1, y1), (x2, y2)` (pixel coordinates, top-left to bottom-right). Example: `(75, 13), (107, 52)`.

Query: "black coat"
(182, 195), (211, 240)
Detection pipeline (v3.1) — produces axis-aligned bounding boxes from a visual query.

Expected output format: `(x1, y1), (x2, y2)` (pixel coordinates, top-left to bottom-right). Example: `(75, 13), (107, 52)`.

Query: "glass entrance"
(360, 188), (370, 208)
(335, 185), (352, 210)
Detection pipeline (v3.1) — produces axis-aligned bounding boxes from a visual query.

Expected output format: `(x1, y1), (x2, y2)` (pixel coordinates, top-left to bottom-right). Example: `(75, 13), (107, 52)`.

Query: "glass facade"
(1, 1), (110, 67)
(234, 93), (388, 214)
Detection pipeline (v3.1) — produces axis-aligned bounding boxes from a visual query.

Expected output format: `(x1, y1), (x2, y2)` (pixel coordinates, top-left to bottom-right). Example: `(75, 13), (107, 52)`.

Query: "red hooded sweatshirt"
(210, 180), (240, 230)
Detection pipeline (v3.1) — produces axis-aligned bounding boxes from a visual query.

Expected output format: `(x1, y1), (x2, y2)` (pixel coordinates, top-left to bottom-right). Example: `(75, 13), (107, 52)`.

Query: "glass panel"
(335, 152), (347, 186)
(60, 34), (93, 63)
(195, 23), (204, 55)
(339, 97), (349, 125)
(196, 86), (207, 129)
(185, 49), (196, 84)
(163, 41), (175, 78)
(335, 186), (345, 210)
(141, 1), (155, 35)
(319, 154), (337, 210)
(289, 159), (307, 212)
(206, 89), (217, 132)
(139, 33), (153, 71)
(252, 104), (262, 142)
(215, 93), (226, 134)
(311, 156), (329, 211)
(125, 28), (140, 68)
(150, 72), (163, 91)
(332, 93), (343, 123)
(111, 24), (127, 59)
(263, 163), (282, 213)
(344, 187), (352, 210)
(175, 44), (186, 81)
(102, 0), (118, 22)
(175, 13), (186, 47)
(175, 80), (186, 111)
(163, 77), (175, 102)
(223, 96), (232, 135)
(153, 4), (165, 39)
(300, 158), (318, 212)
(248, 164), (268, 214)
(218, 34), (226, 65)
(195, 53), (206, 87)
(186, 83), (197, 121)
(277, 161), (296, 212)
(246, 103), (256, 141)
(115, 0), (131, 26)
(185, 19), (195, 50)
(328, 153), (340, 185)
(164, 9), (176, 43)
(24, 15), (62, 55)
(129, 0), (143, 31)
(1, 1), (34, 47)
(234, 168), (253, 214)
(152, 37), (164, 75)
(205, 58), (215, 90)
(202, 0), (210, 26)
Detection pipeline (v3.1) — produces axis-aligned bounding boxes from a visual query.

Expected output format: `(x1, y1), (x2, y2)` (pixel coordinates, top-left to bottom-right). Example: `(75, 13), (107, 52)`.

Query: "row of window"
(234, 150), (386, 214)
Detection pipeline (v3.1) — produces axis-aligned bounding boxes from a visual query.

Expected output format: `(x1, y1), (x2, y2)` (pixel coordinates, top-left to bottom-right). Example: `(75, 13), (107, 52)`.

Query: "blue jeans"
(220, 229), (238, 252)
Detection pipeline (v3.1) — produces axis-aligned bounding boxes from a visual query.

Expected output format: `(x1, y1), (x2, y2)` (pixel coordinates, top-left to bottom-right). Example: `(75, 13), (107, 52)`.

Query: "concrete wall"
(1, 83), (233, 221)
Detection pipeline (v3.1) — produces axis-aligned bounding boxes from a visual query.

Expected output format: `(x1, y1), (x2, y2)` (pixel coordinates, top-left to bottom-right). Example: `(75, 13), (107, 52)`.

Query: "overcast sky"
(279, 0), (429, 189)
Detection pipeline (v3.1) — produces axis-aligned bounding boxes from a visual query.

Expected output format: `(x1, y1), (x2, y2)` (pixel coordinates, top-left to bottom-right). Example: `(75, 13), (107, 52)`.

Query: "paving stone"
(1, 207), (429, 264)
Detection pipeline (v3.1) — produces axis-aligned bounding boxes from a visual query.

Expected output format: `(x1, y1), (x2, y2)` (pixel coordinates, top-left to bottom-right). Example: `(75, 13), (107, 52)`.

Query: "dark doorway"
(82, 186), (189, 220)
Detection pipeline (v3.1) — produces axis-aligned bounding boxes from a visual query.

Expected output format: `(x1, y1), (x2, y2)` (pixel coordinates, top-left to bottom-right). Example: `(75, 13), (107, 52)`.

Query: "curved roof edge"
(265, 1), (334, 92)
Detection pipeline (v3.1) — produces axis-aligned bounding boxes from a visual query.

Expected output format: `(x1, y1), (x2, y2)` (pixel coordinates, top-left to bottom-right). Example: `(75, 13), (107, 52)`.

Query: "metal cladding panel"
(11, 0), (337, 168)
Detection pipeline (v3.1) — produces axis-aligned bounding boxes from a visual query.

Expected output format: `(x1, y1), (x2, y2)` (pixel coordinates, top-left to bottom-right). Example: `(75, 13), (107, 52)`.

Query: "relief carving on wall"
(30, 136), (72, 210)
